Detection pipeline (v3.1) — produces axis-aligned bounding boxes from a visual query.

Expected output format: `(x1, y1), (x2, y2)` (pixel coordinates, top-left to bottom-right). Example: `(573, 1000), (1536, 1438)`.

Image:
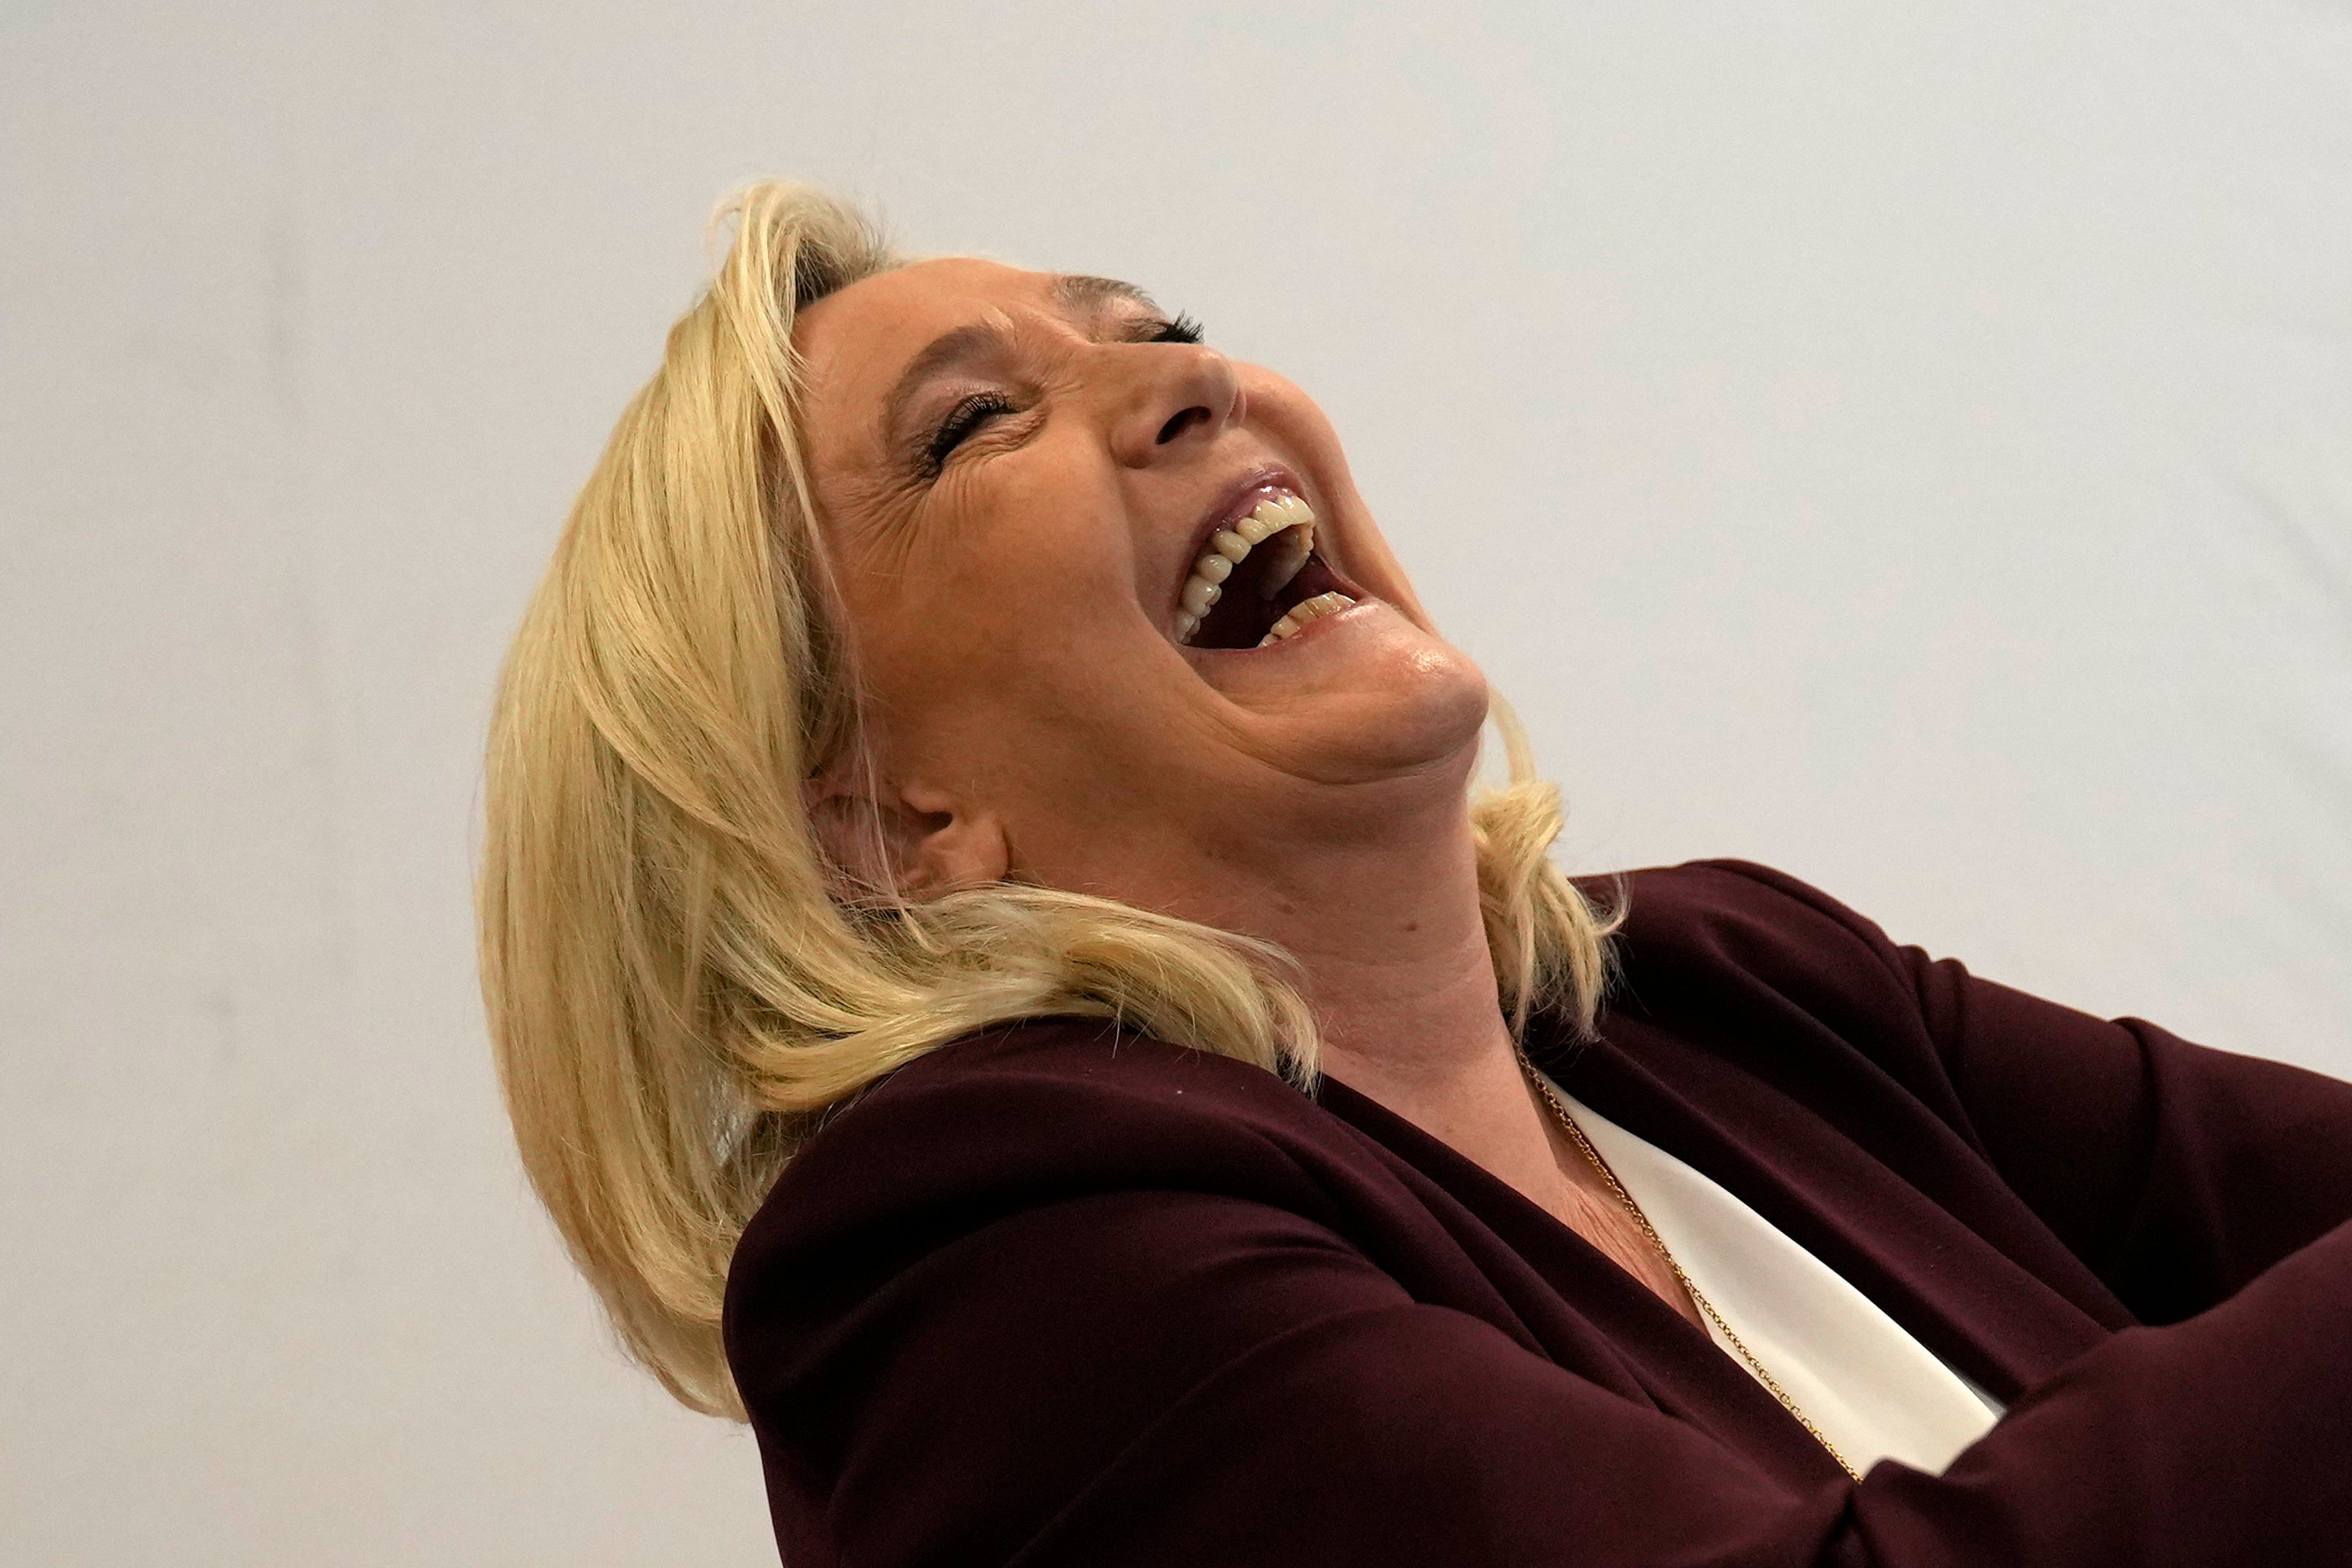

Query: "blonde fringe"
(477, 181), (1617, 1420)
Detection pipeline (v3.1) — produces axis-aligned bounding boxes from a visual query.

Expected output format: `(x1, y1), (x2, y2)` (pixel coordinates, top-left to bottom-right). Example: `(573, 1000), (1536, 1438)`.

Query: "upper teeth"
(1173, 492), (1354, 645)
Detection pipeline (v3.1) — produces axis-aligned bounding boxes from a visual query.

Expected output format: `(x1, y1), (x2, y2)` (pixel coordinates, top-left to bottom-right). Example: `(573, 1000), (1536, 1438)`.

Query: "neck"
(1281, 810), (1514, 1086)
(1086, 755), (1702, 1326)
(1191, 770), (1562, 1198)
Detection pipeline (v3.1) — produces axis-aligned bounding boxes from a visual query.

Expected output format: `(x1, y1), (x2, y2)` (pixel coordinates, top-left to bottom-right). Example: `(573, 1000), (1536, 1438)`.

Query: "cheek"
(938, 489), (1133, 656)
(837, 459), (1154, 733)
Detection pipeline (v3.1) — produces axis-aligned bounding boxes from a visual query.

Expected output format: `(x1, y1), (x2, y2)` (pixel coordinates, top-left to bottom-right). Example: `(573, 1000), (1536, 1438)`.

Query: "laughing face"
(793, 257), (1491, 925)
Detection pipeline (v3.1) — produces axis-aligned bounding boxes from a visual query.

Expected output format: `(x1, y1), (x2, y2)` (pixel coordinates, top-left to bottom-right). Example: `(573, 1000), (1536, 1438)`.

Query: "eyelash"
(918, 314), (1208, 479)
(922, 392), (1018, 476)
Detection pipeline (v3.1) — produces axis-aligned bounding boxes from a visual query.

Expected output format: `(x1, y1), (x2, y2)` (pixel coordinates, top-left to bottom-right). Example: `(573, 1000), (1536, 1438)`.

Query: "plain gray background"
(6, 2), (2349, 1563)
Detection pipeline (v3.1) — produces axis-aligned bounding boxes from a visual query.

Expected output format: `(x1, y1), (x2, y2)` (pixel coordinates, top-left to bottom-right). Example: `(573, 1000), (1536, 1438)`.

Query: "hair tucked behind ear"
(477, 181), (1619, 1419)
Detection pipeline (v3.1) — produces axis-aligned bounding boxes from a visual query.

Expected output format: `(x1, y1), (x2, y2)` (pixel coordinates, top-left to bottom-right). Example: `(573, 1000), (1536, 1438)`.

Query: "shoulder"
(1589, 858), (1918, 1013)
(749, 1016), (1355, 1216)
(1599, 859), (1906, 966)
(1569, 860), (1952, 1096)
(721, 1019), (1429, 1516)
(722, 1021), (1456, 1563)
(725, 1017), (1376, 1333)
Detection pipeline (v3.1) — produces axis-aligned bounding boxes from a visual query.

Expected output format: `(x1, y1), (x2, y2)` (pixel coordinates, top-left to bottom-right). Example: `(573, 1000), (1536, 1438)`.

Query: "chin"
(1272, 612), (1492, 788)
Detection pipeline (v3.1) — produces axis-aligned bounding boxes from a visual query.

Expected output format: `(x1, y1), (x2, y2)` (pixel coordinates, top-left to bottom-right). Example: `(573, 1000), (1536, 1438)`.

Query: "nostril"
(1155, 406), (1211, 445)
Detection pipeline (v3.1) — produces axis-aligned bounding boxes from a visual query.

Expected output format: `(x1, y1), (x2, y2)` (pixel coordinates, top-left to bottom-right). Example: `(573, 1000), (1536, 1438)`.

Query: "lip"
(1167, 463), (1354, 636)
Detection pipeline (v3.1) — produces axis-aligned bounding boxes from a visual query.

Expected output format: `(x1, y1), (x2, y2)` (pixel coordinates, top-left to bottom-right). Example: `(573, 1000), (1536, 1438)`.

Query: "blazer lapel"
(1537, 1015), (2128, 1404)
(1318, 1074), (1864, 1491)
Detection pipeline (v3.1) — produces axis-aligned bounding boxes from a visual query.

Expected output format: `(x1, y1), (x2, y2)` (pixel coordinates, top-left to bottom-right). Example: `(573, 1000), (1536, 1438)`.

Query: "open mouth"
(1174, 489), (1365, 650)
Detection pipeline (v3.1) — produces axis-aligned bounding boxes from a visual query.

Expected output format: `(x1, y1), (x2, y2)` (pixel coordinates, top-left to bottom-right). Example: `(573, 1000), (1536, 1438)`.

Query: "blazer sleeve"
(1715, 861), (2352, 1324)
(725, 1028), (2352, 1568)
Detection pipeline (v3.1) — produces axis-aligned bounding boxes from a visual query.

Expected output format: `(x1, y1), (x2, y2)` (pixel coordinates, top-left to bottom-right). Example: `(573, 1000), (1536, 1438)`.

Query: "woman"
(479, 184), (2352, 1566)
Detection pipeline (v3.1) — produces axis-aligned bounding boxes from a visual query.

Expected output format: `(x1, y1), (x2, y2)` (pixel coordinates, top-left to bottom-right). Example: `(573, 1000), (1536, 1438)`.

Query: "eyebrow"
(878, 322), (1006, 456)
(877, 275), (1164, 456)
(1055, 273), (1161, 314)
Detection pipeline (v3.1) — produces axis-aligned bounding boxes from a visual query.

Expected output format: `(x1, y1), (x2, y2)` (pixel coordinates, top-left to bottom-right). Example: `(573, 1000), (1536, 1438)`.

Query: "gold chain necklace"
(1516, 1052), (1864, 1481)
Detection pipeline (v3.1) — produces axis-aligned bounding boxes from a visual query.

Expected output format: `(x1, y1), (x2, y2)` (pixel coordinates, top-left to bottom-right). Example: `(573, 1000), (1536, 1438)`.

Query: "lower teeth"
(1257, 591), (1357, 646)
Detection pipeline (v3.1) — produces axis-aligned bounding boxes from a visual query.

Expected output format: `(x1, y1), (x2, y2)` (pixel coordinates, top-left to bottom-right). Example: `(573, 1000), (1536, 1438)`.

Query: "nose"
(1108, 343), (1246, 468)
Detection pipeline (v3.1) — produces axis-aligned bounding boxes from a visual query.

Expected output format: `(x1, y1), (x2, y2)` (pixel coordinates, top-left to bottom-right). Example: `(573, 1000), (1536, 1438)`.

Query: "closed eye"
(1149, 312), (1204, 345)
(922, 392), (1019, 478)
(918, 315), (1203, 480)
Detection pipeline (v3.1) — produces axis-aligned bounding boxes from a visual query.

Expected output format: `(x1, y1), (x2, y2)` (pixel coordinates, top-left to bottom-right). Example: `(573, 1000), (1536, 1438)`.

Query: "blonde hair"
(477, 181), (1617, 1420)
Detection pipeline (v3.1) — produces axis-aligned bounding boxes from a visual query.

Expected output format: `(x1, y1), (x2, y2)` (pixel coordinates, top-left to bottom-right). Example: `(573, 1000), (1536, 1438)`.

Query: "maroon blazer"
(723, 861), (2352, 1565)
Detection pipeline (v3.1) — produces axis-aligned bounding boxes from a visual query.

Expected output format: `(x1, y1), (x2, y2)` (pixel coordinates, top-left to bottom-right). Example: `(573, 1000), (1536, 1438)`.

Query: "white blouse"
(1547, 1078), (2005, 1476)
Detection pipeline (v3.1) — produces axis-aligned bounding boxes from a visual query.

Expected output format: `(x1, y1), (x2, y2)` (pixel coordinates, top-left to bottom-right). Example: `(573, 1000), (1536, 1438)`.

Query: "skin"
(793, 258), (1702, 1328)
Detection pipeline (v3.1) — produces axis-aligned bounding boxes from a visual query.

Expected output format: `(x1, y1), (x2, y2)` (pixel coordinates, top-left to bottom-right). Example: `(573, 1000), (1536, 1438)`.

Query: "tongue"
(1282, 555), (1343, 605)
(1190, 550), (1348, 650)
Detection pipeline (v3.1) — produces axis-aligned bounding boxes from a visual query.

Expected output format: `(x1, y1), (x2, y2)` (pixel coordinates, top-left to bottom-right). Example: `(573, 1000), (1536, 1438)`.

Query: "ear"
(805, 774), (1011, 897)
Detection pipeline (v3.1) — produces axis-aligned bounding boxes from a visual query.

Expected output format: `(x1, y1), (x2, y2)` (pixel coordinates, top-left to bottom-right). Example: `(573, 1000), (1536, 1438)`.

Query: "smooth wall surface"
(6, 3), (2348, 1563)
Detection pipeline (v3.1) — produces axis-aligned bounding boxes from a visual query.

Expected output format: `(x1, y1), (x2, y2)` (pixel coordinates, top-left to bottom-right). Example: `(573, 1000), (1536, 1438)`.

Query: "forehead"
(791, 259), (1036, 473)
(796, 256), (1054, 370)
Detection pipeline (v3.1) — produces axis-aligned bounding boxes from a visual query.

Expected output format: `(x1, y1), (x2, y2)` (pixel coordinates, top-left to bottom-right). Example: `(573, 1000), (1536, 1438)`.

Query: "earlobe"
(804, 775), (1009, 897)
